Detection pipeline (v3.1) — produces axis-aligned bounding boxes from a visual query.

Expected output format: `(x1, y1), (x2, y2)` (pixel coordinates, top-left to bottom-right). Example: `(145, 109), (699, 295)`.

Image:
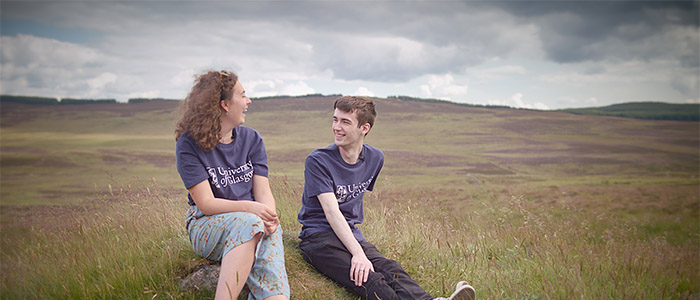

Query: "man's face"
(332, 108), (368, 148)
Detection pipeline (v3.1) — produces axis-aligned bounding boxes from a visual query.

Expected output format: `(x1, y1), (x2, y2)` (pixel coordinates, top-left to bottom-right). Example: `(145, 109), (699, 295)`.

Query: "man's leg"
(299, 231), (399, 300)
(361, 241), (434, 300)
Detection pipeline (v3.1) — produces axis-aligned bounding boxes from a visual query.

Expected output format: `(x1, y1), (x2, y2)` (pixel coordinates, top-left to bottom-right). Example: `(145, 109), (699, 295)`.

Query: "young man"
(297, 96), (476, 300)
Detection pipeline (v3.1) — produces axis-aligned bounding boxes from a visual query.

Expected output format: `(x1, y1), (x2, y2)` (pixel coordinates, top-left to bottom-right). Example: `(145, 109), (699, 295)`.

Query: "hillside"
(1, 96), (698, 299)
(558, 101), (699, 121)
(5, 94), (697, 121)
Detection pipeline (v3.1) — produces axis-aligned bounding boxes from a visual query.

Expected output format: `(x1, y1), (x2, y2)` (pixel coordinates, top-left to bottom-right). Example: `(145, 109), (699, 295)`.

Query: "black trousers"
(299, 231), (433, 300)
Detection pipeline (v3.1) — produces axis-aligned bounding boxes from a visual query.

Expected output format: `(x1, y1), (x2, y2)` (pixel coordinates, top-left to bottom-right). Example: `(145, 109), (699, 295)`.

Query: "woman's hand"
(188, 179), (280, 235)
(249, 201), (279, 235)
(263, 217), (280, 235)
(248, 201), (277, 221)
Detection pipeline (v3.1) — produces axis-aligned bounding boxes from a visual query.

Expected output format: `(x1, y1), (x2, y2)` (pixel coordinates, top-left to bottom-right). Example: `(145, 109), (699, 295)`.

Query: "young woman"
(175, 70), (289, 300)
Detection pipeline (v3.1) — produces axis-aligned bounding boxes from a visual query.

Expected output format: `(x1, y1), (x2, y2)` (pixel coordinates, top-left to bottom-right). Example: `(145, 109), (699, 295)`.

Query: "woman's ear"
(220, 99), (229, 113)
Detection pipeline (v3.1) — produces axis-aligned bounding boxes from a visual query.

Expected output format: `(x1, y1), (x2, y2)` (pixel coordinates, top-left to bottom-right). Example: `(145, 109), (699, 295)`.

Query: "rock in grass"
(180, 262), (221, 292)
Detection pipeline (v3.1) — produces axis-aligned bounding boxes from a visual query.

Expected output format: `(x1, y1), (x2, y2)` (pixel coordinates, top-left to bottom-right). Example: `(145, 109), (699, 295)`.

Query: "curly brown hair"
(174, 70), (238, 152)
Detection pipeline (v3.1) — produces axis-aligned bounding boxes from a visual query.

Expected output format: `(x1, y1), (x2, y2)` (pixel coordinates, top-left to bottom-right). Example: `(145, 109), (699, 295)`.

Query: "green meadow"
(1, 98), (698, 299)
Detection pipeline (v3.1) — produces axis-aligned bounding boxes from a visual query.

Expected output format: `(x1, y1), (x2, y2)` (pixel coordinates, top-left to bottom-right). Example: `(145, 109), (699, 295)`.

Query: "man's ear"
(361, 123), (371, 135)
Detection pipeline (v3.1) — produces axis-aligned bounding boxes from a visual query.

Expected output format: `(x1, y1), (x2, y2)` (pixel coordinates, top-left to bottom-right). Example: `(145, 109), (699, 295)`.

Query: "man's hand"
(350, 253), (375, 286)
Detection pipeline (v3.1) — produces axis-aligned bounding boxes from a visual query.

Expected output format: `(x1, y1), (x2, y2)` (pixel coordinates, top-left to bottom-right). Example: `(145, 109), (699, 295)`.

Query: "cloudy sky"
(1, 1), (698, 109)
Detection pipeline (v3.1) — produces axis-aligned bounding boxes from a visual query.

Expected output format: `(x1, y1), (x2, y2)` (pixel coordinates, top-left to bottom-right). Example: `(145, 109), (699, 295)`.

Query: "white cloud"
(489, 93), (550, 110)
(87, 72), (117, 90)
(246, 80), (315, 97)
(281, 81), (315, 96)
(584, 97), (599, 105)
(0, 34), (101, 69)
(313, 33), (484, 82)
(354, 87), (375, 97)
(419, 74), (468, 100)
(128, 90), (160, 99)
(419, 85), (432, 97)
(0, 34), (110, 97)
(247, 80), (281, 98)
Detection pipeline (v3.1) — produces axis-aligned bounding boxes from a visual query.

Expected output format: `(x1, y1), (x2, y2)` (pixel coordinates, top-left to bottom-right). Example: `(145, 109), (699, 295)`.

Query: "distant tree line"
(60, 98), (117, 105)
(3, 94), (695, 121)
(388, 95), (511, 109)
(0, 95), (60, 105)
(0, 95), (180, 105)
(0, 95), (117, 105)
(127, 98), (181, 104)
(252, 93), (342, 101)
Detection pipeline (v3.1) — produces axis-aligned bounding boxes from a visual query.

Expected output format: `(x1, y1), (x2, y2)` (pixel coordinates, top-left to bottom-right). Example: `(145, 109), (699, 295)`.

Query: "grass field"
(1, 98), (698, 299)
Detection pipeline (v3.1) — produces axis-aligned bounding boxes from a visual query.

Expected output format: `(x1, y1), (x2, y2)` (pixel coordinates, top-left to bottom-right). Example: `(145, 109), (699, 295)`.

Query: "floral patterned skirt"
(186, 205), (290, 299)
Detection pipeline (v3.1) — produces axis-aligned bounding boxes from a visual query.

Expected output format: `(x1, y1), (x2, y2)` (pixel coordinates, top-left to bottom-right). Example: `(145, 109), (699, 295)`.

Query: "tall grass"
(1, 176), (698, 299)
(1, 180), (200, 299)
(361, 186), (698, 299)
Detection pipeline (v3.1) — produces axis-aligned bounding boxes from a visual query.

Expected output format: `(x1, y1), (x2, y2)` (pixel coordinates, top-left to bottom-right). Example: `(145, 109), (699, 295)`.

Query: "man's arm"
(317, 192), (374, 287)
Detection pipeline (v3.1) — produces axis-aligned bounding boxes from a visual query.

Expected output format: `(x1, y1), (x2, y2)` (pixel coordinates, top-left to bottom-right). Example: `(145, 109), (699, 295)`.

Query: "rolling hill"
(0, 95), (698, 299)
(558, 101), (699, 121)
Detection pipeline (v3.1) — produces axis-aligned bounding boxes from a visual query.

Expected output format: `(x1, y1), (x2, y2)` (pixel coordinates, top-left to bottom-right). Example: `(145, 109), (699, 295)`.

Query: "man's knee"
(353, 272), (395, 300)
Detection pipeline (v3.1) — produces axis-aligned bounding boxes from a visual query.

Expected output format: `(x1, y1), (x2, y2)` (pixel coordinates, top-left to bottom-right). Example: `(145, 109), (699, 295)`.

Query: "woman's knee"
(238, 212), (265, 226)
(268, 224), (283, 239)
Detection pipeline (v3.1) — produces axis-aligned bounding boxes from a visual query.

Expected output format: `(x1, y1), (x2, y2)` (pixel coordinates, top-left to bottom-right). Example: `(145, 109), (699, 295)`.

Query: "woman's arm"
(188, 180), (278, 231)
(252, 174), (280, 234)
(252, 175), (276, 212)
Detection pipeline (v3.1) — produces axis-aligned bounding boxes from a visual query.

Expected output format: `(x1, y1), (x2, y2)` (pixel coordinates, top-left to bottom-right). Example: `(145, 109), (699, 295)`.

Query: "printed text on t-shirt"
(335, 176), (373, 203)
(206, 161), (254, 189)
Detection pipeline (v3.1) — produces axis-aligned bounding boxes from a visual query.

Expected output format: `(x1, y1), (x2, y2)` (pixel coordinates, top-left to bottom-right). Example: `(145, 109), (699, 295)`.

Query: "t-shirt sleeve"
(176, 136), (209, 189)
(304, 154), (335, 197)
(250, 130), (269, 177)
(367, 150), (384, 191)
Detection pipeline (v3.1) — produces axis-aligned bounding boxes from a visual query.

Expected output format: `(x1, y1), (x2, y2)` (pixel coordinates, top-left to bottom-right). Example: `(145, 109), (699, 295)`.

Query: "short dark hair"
(334, 96), (376, 135)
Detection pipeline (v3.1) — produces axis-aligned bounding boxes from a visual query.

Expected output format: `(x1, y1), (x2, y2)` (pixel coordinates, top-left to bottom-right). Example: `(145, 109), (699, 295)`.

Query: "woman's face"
(222, 81), (251, 127)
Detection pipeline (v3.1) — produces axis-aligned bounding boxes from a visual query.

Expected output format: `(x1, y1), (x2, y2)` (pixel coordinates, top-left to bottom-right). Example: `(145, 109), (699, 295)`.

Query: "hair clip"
(219, 71), (231, 79)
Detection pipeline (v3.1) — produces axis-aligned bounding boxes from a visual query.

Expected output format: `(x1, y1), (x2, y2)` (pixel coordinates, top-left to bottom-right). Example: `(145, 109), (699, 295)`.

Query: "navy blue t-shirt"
(176, 126), (268, 205)
(298, 144), (384, 242)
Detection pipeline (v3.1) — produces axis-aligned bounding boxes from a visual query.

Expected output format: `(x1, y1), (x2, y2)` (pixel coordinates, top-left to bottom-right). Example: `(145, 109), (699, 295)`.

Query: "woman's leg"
(216, 232), (261, 300)
(246, 225), (290, 300)
(186, 207), (269, 299)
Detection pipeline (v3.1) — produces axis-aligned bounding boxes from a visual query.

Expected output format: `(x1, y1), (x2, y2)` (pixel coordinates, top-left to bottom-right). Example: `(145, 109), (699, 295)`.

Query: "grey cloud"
(1, 0), (697, 97)
(492, 1), (699, 64)
(3, 1), (529, 82)
(671, 71), (699, 98)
